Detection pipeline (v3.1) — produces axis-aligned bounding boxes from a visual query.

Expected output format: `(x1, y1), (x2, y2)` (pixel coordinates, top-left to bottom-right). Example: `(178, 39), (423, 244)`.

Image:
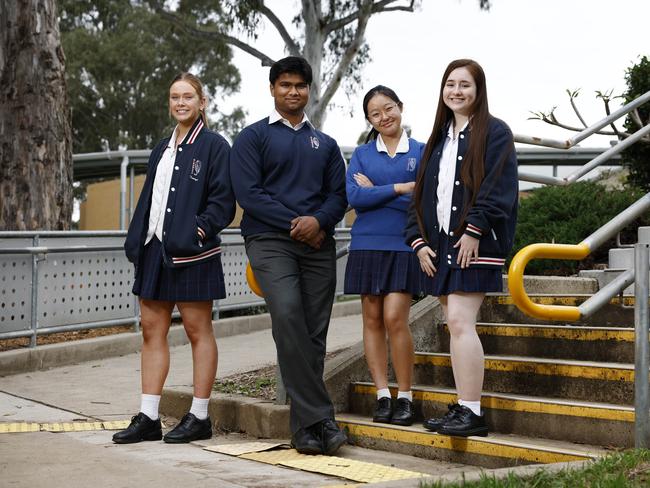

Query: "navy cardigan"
(405, 116), (519, 269)
(124, 118), (236, 268)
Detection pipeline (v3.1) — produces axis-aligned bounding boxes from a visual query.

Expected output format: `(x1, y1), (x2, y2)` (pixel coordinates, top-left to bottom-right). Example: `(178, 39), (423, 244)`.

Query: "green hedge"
(510, 181), (649, 275)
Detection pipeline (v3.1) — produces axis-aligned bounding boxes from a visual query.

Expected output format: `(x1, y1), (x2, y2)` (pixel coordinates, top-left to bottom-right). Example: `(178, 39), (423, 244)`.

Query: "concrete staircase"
(334, 290), (638, 468)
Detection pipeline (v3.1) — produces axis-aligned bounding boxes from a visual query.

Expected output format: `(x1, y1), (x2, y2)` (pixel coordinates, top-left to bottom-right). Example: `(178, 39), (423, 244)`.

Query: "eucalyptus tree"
(153, 0), (491, 128)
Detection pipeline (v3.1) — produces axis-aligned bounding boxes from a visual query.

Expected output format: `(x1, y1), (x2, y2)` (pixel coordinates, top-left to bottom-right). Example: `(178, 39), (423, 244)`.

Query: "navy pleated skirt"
(132, 237), (226, 302)
(419, 231), (503, 296)
(344, 250), (426, 295)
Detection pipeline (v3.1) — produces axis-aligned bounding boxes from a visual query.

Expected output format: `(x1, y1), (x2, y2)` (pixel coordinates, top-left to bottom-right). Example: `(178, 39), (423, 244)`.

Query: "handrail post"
(29, 235), (40, 348)
(119, 153), (129, 230)
(634, 243), (650, 448)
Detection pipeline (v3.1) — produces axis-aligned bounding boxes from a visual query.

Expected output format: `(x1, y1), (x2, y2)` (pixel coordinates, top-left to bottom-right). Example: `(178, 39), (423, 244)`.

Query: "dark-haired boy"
(230, 56), (348, 455)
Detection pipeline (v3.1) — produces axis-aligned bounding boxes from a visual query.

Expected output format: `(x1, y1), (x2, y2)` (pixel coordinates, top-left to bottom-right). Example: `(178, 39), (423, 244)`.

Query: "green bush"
(511, 181), (649, 275)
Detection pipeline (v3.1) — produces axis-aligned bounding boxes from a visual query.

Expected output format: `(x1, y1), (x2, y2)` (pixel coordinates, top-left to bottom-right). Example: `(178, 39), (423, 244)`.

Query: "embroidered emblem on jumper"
(407, 157), (417, 171)
(190, 159), (202, 181)
(310, 136), (320, 149)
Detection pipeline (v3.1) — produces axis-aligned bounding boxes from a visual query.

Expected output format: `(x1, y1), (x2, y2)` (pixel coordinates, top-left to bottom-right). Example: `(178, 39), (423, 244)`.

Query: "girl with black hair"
(406, 59), (518, 437)
(345, 85), (425, 426)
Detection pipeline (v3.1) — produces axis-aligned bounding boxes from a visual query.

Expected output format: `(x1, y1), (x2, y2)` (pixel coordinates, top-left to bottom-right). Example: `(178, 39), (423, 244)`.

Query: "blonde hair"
(169, 72), (208, 127)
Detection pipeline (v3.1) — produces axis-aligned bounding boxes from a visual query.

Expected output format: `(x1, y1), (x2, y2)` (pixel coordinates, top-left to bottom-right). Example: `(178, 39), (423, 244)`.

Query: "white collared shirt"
(269, 108), (310, 130)
(375, 129), (409, 158)
(436, 121), (468, 233)
(145, 126), (179, 244)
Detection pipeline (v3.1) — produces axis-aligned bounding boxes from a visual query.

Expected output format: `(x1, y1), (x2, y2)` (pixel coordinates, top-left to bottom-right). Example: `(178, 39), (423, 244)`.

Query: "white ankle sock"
(397, 391), (413, 402)
(459, 399), (482, 416)
(376, 388), (391, 400)
(189, 397), (210, 420)
(140, 394), (160, 420)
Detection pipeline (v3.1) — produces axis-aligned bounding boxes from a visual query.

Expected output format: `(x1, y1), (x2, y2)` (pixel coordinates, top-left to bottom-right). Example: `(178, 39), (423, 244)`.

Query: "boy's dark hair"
(269, 56), (313, 85)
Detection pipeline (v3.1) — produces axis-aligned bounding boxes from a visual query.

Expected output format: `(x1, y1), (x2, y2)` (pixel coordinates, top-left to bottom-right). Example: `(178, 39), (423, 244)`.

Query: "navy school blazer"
(404, 116), (519, 269)
(124, 117), (236, 268)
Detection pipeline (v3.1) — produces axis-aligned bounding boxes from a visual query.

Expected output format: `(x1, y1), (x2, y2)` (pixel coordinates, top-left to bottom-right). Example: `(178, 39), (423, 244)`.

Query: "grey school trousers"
(245, 232), (337, 434)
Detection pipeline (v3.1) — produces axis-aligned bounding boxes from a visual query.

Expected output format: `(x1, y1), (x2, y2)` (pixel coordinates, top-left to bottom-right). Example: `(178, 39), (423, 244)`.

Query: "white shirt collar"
(269, 108), (311, 130)
(446, 120), (469, 140)
(166, 126), (179, 149)
(375, 129), (409, 156)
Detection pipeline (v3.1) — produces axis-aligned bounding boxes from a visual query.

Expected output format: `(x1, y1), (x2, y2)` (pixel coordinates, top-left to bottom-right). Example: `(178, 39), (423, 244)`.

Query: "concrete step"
(336, 413), (609, 469)
(639, 226), (650, 244)
(349, 382), (634, 447)
(430, 322), (636, 362)
(609, 248), (634, 269)
(481, 294), (634, 327)
(412, 352), (637, 405)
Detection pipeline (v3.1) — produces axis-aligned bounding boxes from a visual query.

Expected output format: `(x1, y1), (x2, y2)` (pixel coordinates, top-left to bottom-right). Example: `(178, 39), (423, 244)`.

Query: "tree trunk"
(0, 0), (73, 230)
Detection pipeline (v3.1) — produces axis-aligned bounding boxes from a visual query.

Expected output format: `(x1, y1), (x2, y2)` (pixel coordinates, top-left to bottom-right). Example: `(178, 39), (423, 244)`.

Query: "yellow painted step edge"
(494, 296), (635, 307)
(338, 420), (595, 464)
(473, 325), (635, 342)
(415, 354), (635, 382)
(352, 384), (634, 422)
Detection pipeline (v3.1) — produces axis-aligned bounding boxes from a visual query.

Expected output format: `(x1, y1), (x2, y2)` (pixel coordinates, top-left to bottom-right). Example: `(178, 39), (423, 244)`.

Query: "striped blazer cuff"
(197, 226), (206, 240)
(464, 223), (483, 239)
(410, 237), (428, 254)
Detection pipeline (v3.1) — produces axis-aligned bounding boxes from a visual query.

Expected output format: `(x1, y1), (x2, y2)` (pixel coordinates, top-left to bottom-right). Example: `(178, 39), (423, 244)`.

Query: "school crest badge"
(310, 136), (320, 149)
(190, 158), (202, 181)
(407, 157), (417, 171)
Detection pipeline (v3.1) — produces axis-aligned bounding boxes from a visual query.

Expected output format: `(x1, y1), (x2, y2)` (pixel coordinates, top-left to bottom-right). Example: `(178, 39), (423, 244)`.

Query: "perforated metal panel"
(37, 251), (134, 327)
(0, 230), (352, 338)
(0, 256), (31, 333)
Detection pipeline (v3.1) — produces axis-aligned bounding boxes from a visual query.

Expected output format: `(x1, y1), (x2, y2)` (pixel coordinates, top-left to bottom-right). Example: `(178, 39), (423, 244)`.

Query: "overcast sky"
(218, 0), (649, 151)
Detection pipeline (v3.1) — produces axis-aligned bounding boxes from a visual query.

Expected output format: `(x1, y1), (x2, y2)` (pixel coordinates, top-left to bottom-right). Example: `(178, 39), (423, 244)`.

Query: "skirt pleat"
(132, 237), (226, 301)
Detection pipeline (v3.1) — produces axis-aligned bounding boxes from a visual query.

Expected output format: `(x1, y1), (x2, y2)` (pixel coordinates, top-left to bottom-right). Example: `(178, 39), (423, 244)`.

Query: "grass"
(421, 450), (650, 488)
(213, 366), (277, 400)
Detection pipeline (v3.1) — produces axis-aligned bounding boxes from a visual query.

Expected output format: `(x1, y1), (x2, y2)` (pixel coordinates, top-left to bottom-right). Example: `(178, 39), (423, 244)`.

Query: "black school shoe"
(437, 405), (488, 437)
(291, 426), (323, 455)
(163, 413), (212, 443)
(372, 397), (393, 423)
(423, 403), (463, 432)
(112, 412), (162, 444)
(320, 419), (348, 455)
(390, 398), (414, 426)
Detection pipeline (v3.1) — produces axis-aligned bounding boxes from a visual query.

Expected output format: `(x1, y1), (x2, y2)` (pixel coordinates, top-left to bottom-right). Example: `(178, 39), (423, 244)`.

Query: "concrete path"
(0, 312), (481, 487)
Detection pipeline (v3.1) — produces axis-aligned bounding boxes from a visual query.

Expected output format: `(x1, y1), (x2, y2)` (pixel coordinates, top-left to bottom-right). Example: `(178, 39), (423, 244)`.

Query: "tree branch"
(258, 4), (300, 56)
(316, 3), (373, 113)
(323, 0), (414, 35)
(567, 89), (588, 128)
(156, 8), (275, 67)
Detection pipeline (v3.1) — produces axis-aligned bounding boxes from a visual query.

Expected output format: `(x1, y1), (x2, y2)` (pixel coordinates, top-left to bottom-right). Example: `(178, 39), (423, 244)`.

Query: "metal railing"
(508, 90), (650, 447)
(0, 229), (352, 348)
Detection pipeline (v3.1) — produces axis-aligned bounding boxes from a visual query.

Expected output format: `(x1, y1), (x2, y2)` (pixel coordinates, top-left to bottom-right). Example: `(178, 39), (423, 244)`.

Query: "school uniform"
(405, 116), (519, 295)
(344, 130), (426, 295)
(125, 117), (236, 301)
(230, 110), (347, 435)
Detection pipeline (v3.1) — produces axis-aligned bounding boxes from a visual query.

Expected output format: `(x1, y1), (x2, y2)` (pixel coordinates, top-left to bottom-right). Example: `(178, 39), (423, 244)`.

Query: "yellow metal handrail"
(508, 242), (590, 321)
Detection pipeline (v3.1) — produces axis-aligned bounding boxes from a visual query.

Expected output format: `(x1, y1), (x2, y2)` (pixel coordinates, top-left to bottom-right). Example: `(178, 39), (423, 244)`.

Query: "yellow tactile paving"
(282, 456), (426, 483)
(238, 448), (426, 483)
(353, 384), (635, 422)
(0, 420), (130, 434)
(338, 421), (594, 464)
(415, 354), (635, 382)
(205, 441), (286, 456)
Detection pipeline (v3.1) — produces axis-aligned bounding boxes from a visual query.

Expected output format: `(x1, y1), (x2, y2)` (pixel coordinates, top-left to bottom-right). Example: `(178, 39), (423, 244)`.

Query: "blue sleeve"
(313, 143), (347, 230)
(229, 127), (299, 230)
(196, 137), (236, 236)
(346, 147), (399, 211)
